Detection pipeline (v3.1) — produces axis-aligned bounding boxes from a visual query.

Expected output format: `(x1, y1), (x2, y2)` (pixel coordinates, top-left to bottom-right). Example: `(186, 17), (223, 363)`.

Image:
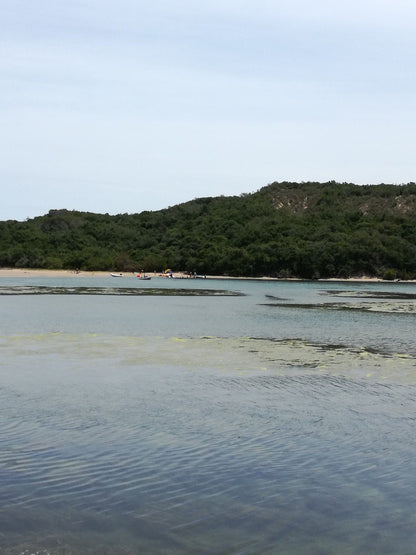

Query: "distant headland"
(1, 181), (416, 280)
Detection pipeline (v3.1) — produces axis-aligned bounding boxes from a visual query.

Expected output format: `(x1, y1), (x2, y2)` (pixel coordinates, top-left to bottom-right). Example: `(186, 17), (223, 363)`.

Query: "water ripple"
(2, 333), (416, 553)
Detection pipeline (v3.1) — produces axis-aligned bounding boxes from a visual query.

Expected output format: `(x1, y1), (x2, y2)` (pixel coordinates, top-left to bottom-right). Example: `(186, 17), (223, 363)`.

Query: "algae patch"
(0, 286), (244, 297)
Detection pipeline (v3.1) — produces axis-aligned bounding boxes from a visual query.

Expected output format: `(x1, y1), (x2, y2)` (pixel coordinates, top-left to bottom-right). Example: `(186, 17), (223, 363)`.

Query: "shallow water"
(1, 277), (416, 553)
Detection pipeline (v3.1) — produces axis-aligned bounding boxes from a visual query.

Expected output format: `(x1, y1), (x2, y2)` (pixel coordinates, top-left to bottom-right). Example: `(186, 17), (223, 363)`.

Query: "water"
(1, 276), (416, 553)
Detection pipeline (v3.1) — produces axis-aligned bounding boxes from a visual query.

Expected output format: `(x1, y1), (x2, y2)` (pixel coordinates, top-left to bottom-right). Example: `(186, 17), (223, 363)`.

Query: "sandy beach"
(0, 268), (202, 279)
(0, 267), (396, 281)
(0, 268), (113, 278)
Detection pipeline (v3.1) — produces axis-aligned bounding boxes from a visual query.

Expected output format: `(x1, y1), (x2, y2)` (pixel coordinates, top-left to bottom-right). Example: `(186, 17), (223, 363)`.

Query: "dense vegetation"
(1, 181), (416, 279)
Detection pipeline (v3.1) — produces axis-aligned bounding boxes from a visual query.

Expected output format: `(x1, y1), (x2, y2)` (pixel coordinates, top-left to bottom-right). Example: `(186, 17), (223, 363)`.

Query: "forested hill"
(1, 181), (416, 279)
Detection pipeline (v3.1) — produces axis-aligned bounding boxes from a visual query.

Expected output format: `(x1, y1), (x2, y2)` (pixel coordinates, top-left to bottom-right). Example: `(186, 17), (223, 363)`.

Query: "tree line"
(1, 181), (416, 279)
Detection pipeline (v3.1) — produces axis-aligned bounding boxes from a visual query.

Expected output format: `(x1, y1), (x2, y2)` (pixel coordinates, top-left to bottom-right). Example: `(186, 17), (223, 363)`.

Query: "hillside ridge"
(1, 181), (416, 279)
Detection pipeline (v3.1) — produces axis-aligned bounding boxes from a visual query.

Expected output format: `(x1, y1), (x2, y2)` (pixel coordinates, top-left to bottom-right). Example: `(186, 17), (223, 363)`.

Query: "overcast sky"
(2, 0), (415, 220)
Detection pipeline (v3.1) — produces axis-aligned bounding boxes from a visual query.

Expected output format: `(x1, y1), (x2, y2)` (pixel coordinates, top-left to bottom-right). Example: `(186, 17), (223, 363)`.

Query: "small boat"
(111, 273), (124, 277)
(137, 275), (151, 280)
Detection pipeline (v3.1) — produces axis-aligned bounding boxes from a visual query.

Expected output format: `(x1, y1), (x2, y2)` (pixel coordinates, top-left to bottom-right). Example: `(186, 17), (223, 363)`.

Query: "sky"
(2, 0), (416, 221)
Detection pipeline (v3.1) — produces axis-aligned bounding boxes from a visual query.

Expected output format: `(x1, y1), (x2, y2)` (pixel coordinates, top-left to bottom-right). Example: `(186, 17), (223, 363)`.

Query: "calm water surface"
(1, 277), (416, 553)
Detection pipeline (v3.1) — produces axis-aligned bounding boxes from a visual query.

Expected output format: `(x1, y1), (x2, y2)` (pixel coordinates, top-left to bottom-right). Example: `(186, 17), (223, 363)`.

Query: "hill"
(1, 181), (416, 279)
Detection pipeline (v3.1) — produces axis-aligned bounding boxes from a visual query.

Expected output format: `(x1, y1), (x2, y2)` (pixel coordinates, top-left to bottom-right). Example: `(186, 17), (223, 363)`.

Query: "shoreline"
(0, 267), (412, 282)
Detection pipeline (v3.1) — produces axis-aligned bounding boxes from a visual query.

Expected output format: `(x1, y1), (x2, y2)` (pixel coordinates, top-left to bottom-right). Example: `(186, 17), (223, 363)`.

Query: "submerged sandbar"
(0, 285), (244, 296)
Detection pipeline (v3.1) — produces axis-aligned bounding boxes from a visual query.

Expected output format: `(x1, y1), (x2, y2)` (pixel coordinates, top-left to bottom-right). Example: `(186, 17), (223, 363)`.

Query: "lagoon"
(1, 277), (416, 553)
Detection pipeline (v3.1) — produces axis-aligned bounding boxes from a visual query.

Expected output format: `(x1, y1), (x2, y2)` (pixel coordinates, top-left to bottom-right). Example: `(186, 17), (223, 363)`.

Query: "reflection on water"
(1, 333), (416, 553)
(1, 278), (416, 553)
